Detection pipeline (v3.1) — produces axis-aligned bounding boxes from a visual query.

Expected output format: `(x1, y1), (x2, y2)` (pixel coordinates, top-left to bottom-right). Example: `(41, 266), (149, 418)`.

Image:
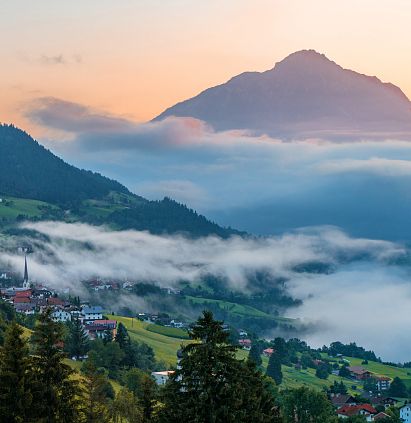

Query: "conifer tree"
(0, 322), (32, 423)
(139, 373), (157, 422)
(266, 352), (283, 385)
(30, 309), (82, 423)
(248, 343), (262, 367)
(0, 316), (6, 346)
(66, 317), (89, 359)
(115, 322), (130, 350)
(159, 311), (281, 423)
(82, 361), (112, 423)
(111, 388), (143, 423)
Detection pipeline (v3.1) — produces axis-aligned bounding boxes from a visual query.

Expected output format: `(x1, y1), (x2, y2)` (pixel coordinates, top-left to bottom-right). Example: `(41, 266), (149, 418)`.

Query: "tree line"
(0, 306), (402, 422)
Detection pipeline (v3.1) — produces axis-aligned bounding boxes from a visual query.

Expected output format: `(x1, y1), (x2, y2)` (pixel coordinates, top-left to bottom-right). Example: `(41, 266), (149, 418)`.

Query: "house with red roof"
(15, 289), (32, 298)
(337, 404), (377, 421)
(47, 297), (65, 307)
(263, 348), (274, 357)
(84, 319), (117, 340)
(14, 296), (31, 304)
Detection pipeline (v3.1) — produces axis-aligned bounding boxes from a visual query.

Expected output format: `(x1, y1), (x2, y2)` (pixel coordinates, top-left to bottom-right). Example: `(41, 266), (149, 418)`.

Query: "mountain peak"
(155, 51), (411, 139)
(271, 49), (342, 76)
(279, 49), (332, 63)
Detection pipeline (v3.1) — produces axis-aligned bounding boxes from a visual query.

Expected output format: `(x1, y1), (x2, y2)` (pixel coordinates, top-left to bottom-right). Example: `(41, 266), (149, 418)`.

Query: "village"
(1, 255), (411, 422)
(0, 255), (188, 386)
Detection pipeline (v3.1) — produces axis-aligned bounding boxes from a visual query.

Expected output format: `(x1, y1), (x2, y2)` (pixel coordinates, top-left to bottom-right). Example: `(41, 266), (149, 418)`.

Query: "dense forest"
(0, 124), (238, 237)
(0, 124), (129, 204)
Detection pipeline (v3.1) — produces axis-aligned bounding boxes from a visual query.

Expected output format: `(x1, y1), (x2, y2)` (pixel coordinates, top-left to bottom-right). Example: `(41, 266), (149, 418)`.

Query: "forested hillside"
(0, 124), (238, 237)
(0, 124), (129, 205)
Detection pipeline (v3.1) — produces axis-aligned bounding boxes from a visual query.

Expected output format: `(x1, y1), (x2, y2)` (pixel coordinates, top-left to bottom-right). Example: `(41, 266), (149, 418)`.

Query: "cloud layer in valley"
(1, 221), (411, 360)
(25, 97), (411, 241)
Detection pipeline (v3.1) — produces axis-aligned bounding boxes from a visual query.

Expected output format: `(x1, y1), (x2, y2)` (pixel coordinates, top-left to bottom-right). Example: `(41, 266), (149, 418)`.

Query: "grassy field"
(107, 315), (405, 394)
(108, 315), (190, 365)
(146, 324), (190, 340)
(185, 296), (275, 319)
(342, 356), (411, 389)
(237, 349), (405, 393)
(0, 196), (55, 221)
(0, 192), (141, 225)
(19, 317), (411, 396)
(79, 192), (145, 220)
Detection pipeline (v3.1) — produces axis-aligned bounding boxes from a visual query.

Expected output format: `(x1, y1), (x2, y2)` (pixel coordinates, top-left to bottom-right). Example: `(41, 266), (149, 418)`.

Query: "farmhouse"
(329, 393), (357, 408)
(347, 366), (372, 380)
(337, 404), (377, 421)
(84, 319), (117, 339)
(364, 395), (398, 409)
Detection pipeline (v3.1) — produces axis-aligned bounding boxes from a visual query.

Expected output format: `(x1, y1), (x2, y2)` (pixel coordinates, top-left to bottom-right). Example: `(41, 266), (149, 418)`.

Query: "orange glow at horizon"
(1, 0), (411, 138)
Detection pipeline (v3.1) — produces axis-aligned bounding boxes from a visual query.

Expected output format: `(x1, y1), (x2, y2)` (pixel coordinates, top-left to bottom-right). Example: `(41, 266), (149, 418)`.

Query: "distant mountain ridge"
(155, 50), (411, 139)
(0, 124), (239, 237)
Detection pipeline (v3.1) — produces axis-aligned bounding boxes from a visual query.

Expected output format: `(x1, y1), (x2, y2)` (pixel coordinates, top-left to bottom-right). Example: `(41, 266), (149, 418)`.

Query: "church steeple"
(23, 255), (30, 288)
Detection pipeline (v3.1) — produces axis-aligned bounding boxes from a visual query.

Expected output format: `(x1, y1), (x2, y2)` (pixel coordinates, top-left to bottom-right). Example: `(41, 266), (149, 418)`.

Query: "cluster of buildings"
(0, 256), (117, 341)
(237, 331), (275, 357)
(330, 393), (399, 421)
(347, 366), (391, 390)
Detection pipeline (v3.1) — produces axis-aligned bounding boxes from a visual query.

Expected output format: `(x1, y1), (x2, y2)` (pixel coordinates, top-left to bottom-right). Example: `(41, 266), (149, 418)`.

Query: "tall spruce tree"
(66, 317), (89, 360)
(81, 361), (112, 423)
(248, 343), (262, 367)
(0, 322), (32, 423)
(115, 322), (130, 349)
(159, 311), (281, 423)
(30, 309), (82, 423)
(266, 352), (283, 385)
(139, 373), (157, 422)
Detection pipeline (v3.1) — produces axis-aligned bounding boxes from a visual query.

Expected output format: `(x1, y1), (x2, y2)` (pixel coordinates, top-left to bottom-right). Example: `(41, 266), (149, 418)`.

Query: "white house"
(400, 404), (411, 423)
(151, 371), (175, 385)
(51, 310), (72, 322)
(376, 376), (391, 391)
(82, 306), (103, 321)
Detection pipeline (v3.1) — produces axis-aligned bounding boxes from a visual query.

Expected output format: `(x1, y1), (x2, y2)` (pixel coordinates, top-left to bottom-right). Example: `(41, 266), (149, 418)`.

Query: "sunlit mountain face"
(155, 50), (411, 140)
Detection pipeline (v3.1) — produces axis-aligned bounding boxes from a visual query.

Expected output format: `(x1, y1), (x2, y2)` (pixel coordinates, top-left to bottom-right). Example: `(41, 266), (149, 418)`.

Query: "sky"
(1, 0), (411, 137)
(2, 0), (411, 239)
(3, 1), (411, 359)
